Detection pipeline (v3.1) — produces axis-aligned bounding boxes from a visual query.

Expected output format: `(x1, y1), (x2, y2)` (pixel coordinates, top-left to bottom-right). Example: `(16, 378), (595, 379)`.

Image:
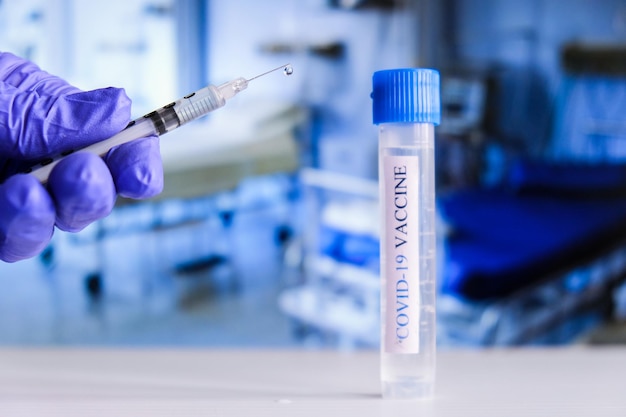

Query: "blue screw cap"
(372, 68), (441, 125)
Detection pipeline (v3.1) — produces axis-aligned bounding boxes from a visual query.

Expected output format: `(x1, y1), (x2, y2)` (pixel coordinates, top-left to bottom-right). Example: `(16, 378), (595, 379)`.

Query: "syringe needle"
(246, 63), (292, 82)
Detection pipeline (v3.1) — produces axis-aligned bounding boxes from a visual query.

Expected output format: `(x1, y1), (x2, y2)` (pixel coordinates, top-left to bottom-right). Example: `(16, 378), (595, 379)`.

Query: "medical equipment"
(28, 64), (293, 184)
(372, 68), (440, 400)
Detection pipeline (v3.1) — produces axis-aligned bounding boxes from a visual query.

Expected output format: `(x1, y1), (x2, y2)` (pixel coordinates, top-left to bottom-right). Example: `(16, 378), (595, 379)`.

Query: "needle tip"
(247, 63), (293, 82)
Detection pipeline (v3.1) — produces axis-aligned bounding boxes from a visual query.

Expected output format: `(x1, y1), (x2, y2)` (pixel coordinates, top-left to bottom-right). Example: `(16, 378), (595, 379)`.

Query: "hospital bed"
(437, 173), (626, 345)
(278, 168), (380, 348)
(437, 44), (626, 345)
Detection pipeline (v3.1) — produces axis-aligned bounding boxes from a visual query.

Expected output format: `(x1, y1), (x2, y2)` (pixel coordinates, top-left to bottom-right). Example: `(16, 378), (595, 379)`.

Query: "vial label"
(383, 155), (420, 354)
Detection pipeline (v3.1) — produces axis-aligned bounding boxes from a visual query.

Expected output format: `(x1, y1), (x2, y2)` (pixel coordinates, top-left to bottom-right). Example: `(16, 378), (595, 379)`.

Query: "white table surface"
(0, 347), (625, 416)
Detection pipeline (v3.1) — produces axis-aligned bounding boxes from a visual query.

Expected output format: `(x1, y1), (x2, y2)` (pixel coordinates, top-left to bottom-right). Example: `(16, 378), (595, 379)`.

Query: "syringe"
(28, 63), (293, 184)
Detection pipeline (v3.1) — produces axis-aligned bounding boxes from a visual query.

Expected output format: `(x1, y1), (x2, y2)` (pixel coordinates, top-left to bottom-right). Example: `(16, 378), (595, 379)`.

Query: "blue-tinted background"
(2, 0), (626, 348)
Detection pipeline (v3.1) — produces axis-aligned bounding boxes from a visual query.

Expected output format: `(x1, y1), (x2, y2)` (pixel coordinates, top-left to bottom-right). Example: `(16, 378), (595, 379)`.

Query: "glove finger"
(0, 52), (80, 96)
(47, 152), (116, 232)
(0, 174), (56, 262)
(0, 82), (131, 159)
(105, 135), (164, 199)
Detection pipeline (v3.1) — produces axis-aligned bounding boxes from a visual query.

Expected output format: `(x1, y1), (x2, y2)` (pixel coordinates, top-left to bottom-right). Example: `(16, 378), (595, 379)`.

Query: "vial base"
(381, 352), (436, 400)
(382, 378), (434, 400)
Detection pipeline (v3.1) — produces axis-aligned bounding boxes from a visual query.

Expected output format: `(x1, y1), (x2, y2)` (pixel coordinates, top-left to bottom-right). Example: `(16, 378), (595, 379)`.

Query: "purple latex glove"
(0, 52), (163, 262)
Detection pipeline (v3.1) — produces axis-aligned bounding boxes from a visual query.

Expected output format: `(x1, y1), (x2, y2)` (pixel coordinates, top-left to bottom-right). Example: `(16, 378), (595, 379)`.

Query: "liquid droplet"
(284, 65), (294, 76)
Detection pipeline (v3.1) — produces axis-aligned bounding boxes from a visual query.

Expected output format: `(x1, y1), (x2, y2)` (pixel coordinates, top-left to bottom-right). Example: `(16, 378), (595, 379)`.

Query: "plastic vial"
(372, 68), (440, 400)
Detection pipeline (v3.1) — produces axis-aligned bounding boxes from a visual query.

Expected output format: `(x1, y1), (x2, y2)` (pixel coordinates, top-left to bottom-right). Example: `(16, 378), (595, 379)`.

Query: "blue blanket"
(439, 187), (626, 300)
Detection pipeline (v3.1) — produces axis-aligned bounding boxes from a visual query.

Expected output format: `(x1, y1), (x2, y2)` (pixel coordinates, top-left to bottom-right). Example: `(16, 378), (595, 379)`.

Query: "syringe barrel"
(146, 85), (226, 134)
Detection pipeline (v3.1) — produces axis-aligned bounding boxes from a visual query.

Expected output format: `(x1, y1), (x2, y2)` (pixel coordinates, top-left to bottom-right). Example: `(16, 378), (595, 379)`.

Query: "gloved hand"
(0, 52), (163, 262)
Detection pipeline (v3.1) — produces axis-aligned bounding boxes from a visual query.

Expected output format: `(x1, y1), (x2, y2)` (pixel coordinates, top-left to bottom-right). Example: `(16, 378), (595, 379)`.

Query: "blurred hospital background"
(3, 0), (626, 348)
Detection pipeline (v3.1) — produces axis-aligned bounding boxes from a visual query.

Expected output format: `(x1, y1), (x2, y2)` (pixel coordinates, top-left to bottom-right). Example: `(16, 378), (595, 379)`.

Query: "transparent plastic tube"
(372, 68), (440, 400)
(379, 122), (436, 399)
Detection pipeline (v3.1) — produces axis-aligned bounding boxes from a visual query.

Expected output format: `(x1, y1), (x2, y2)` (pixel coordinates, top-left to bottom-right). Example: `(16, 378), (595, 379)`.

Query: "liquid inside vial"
(284, 65), (294, 76)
